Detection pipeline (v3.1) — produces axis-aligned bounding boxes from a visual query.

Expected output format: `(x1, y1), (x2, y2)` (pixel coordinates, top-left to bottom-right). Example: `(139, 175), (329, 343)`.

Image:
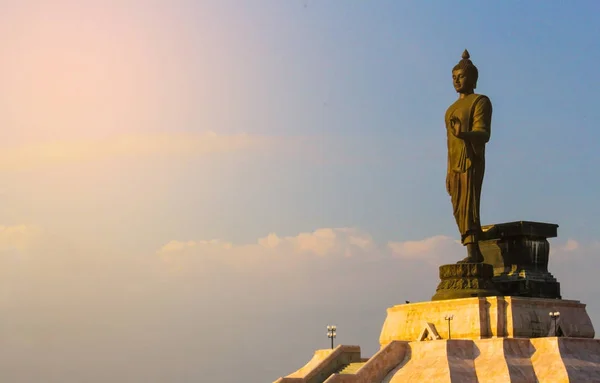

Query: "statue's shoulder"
(472, 94), (492, 115)
(472, 93), (492, 105)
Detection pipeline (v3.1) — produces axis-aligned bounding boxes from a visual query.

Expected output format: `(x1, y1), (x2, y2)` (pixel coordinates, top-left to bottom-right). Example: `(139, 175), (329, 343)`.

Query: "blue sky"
(1, 1), (600, 382)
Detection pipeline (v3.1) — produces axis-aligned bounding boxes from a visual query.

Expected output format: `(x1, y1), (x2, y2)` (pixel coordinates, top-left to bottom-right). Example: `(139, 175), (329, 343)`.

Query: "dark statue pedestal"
(479, 221), (561, 299)
(432, 263), (500, 301)
(432, 221), (562, 301)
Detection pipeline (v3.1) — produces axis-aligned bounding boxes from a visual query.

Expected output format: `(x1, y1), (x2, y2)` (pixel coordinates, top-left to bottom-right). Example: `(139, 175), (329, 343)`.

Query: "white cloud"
(548, 238), (597, 259)
(256, 228), (375, 257)
(258, 233), (282, 249)
(388, 235), (463, 264)
(561, 238), (579, 252)
(157, 228), (378, 272)
(158, 239), (234, 254)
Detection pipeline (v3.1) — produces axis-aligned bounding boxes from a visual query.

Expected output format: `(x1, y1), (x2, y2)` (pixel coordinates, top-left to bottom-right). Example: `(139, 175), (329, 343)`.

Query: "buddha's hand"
(449, 115), (462, 137)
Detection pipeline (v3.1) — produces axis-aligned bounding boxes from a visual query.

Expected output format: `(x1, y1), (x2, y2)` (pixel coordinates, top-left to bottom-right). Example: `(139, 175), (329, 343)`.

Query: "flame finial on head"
(455, 49), (475, 70)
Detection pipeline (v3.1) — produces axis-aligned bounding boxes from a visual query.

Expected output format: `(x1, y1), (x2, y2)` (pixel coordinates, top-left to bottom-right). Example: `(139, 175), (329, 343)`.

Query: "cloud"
(156, 228), (378, 275)
(551, 238), (580, 255)
(159, 239), (234, 254)
(548, 238), (600, 261)
(158, 227), (376, 259)
(257, 228), (375, 256)
(0, 132), (274, 171)
(388, 235), (463, 264)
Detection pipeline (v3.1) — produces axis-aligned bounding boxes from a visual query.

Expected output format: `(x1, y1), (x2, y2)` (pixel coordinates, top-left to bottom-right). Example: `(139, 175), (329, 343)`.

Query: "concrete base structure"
(274, 297), (600, 383)
(380, 296), (594, 345)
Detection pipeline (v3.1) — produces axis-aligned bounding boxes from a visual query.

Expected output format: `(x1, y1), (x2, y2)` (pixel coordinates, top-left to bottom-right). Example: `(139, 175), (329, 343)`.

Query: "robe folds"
(445, 94), (492, 245)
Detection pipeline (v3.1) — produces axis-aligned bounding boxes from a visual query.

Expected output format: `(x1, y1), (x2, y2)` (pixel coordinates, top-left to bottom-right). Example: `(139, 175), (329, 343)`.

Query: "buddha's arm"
(458, 97), (492, 143)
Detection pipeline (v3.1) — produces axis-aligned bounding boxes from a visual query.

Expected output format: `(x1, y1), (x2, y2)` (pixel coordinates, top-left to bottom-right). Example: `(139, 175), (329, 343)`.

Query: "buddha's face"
(452, 69), (474, 93)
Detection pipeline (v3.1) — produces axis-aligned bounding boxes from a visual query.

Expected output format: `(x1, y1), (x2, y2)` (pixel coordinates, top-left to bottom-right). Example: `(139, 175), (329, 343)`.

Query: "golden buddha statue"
(445, 50), (493, 263)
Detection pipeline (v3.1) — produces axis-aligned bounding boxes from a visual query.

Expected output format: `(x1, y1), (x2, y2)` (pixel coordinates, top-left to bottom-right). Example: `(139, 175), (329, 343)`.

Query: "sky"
(1, 0), (600, 382)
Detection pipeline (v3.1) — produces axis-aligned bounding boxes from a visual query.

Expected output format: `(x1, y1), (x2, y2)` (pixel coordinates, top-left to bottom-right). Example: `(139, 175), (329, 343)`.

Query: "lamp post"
(549, 311), (560, 336)
(327, 325), (337, 349)
(445, 315), (454, 340)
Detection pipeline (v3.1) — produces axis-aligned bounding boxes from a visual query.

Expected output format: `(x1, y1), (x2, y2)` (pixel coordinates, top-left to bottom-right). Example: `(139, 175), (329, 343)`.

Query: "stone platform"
(380, 297), (594, 346)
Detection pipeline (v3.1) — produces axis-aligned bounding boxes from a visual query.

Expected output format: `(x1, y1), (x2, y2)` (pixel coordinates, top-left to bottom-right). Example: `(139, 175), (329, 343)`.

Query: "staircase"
(337, 362), (367, 374)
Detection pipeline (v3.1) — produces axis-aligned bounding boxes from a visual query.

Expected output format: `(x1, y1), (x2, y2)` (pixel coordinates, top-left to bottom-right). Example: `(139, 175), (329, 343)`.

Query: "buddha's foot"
(457, 255), (484, 264)
(458, 242), (484, 263)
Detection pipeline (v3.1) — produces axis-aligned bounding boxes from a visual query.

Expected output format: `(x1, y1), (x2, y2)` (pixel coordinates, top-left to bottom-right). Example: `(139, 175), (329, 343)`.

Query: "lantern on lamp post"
(549, 311), (560, 336)
(327, 325), (337, 349)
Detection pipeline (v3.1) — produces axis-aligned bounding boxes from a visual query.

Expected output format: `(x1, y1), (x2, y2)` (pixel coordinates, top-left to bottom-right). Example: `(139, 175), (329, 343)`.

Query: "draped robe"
(445, 93), (492, 245)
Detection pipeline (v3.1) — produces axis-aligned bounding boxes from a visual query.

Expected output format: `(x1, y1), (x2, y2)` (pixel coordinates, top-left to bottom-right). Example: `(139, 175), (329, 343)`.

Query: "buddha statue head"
(452, 49), (478, 94)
